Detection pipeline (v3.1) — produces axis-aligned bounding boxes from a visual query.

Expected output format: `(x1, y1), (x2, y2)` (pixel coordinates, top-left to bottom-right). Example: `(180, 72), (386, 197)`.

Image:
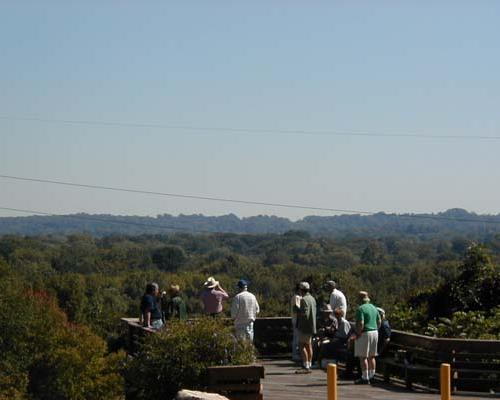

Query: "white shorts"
(354, 330), (378, 358)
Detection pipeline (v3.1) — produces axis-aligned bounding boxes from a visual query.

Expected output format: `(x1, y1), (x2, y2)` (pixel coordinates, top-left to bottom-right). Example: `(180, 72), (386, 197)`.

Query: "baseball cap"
(237, 279), (249, 288)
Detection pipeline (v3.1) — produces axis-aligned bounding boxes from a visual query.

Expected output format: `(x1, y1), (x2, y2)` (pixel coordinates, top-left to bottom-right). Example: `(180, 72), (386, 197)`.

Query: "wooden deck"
(261, 359), (489, 400)
(121, 318), (498, 398)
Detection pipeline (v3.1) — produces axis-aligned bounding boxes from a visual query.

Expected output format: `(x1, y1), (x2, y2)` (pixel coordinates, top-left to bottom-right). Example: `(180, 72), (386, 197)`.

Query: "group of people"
(139, 276), (260, 342)
(200, 276), (260, 341)
(139, 282), (188, 330)
(139, 276), (390, 384)
(291, 280), (391, 384)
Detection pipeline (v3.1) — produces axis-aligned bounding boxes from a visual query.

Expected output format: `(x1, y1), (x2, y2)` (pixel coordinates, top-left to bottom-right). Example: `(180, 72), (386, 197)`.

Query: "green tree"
(52, 235), (99, 274)
(0, 265), (124, 399)
(448, 244), (499, 313)
(361, 241), (386, 265)
(152, 245), (187, 271)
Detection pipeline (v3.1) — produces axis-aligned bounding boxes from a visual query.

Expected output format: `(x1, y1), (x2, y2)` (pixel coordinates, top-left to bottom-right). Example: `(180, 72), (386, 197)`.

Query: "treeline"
(2, 208), (500, 238)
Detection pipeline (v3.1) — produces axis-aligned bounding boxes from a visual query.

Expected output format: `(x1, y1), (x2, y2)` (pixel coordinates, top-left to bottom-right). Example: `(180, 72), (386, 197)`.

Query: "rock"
(174, 389), (229, 400)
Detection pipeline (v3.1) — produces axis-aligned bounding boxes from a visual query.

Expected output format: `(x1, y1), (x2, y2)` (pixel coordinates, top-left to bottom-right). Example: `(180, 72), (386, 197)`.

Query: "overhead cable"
(0, 174), (371, 214)
(1, 174), (499, 225)
(1, 115), (499, 140)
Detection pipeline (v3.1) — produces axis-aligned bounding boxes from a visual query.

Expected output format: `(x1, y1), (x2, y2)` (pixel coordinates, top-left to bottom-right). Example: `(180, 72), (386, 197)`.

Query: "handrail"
(390, 329), (500, 353)
(121, 317), (500, 354)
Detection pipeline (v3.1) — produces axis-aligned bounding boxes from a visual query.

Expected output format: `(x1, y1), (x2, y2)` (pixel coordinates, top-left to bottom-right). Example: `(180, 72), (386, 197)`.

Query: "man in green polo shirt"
(354, 291), (381, 384)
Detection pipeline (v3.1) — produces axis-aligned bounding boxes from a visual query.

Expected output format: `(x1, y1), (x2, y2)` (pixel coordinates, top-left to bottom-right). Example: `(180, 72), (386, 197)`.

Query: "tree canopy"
(0, 229), (499, 398)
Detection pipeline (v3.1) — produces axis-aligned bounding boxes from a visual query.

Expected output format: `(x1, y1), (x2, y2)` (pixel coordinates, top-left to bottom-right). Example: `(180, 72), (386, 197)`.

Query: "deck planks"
(261, 359), (486, 400)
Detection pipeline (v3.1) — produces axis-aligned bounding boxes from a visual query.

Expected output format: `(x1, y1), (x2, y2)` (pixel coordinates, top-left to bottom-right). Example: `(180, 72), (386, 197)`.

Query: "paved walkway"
(262, 359), (486, 400)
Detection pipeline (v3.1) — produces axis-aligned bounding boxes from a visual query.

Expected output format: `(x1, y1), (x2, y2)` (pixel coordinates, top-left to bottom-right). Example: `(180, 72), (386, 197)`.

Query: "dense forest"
(2, 208), (500, 238)
(1, 228), (499, 398)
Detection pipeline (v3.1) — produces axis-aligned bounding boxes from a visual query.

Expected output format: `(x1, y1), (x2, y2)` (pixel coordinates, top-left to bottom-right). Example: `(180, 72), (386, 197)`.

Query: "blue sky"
(1, 1), (499, 220)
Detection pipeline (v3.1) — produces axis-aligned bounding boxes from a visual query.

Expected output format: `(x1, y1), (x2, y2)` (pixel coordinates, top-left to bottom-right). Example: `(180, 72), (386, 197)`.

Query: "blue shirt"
(140, 294), (162, 320)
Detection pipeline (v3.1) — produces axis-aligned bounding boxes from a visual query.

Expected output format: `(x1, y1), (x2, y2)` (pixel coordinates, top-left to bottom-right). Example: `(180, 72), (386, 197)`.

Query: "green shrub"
(424, 308), (500, 339)
(390, 304), (427, 333)
(125, 318), (256, 399)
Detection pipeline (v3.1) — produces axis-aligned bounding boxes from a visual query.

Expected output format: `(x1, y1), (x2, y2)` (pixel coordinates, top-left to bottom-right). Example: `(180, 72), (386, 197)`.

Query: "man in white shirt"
(231, 279), (260, 342)
(326, 280), (347, 317)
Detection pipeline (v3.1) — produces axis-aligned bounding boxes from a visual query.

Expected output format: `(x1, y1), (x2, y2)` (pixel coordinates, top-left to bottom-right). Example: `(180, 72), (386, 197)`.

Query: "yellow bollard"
(327, 363), (337, 400)
(440, 363), (451, 400)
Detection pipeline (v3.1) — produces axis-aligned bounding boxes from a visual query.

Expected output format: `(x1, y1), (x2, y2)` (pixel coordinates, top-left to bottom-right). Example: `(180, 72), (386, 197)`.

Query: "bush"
(424, 308), (500, 339)
(125, 318), (256, 399)
(390, 304), (427, 332)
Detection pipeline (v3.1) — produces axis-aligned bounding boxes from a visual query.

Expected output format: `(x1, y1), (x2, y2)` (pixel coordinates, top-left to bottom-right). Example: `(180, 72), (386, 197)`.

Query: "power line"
(0, 174), (371, 215)
(1, 115), (499, 140)
(1, 174), (499, 225)
(0, 206), (218, 234)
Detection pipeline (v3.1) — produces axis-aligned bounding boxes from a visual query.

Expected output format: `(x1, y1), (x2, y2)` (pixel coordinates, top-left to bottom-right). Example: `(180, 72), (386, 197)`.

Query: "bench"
(379, 330), (500, 392)
(380, 347), (442, 389)
(207, 365), (265, 400)
(253, 317), (292, 357)
(450, 349), (500, 392)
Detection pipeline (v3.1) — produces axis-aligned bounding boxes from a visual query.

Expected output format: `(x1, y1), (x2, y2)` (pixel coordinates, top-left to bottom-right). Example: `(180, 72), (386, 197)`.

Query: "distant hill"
(1, 208), (500, 239)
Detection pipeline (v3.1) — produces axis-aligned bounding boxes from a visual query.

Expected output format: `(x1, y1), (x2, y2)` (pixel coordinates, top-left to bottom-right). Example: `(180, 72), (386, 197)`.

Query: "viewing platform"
(122, 317), (500, 399)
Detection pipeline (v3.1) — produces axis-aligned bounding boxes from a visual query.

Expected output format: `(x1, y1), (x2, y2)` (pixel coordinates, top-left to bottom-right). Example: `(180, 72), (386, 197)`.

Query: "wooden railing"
(254, 317), (293, 357)
(120, 318), (153, 355)
(120, 316), (293, 357)
(380, 329), (500, 393)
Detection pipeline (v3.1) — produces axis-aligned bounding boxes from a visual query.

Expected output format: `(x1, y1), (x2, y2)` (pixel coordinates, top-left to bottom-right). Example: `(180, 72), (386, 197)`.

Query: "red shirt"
(201, 288), (229, 314)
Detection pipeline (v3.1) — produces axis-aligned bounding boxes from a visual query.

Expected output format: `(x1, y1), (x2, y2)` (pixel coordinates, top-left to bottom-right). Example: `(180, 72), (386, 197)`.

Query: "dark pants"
(317, 338), (348, 364)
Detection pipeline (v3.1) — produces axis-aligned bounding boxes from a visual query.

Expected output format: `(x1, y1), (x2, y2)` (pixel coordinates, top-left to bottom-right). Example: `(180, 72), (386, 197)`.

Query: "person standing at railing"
(231, 279), (260, 342)
(354, 291), (381, 384)
(201, 276), (229, 316)
(140, 282), (164, 330)
(165, 284), (188, 321)
(291, 283), (302, 361)
(294, 281), (317, 374)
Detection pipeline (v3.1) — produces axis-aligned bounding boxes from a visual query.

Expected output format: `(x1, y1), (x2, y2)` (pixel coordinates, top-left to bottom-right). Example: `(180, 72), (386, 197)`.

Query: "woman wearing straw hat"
(165, 284), (187, 320)
(201, 276), (229, 316)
